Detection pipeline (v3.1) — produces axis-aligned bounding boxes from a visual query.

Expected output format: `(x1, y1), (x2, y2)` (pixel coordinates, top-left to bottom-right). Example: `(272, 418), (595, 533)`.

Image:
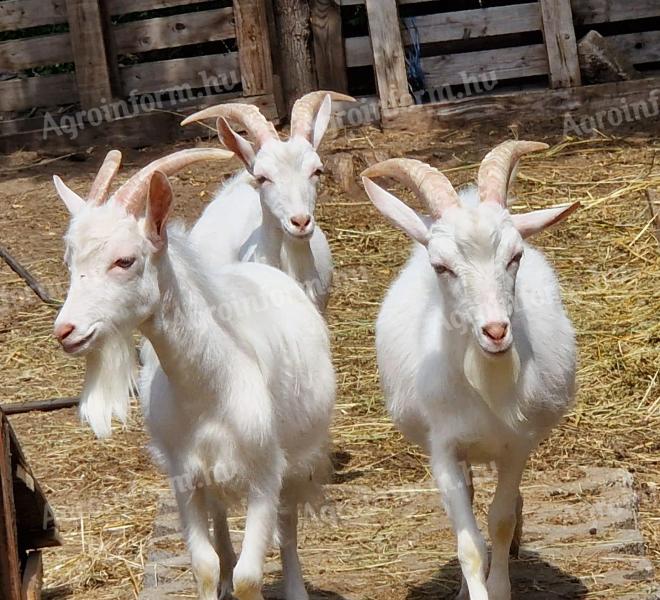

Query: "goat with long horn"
(181, 91), (356, 313)
(362, 142), (579, 600)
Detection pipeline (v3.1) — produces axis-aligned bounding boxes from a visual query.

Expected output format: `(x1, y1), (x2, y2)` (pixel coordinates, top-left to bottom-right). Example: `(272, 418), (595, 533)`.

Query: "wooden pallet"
(0, 408), (61, 600)
(342, 0), (660, 129)
(0, 0), (278, 152)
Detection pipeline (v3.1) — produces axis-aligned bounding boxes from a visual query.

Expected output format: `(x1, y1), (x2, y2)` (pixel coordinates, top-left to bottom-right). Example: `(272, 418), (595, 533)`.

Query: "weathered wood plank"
(365, 0), (412, 109)
(21, 551), (43, 600)
(0, 8), (236, 73)
(0, 417), (21, 600)
(382, 76), (660, 132)
(311, 0), (348, 93)
(114, 8), (235, 55)
(108, 0), (211, 15)
(611, 31), (660, 66)
(540, 0), (582, 88)
(0, 0), (68, 32)
(0, 34), (71, 72)
(409, 4), (541, 45)
(345, 36), (372, 68)
(571, 0), (660, 25)
(422, 44), (548, 89)
(0, 93), (277, 154)
(66, 0), (121, 108)
(121, 52), (239, 95)
(233, 0), (274, 97)
(0, 73), (78, 113)
(2, 398), (80, 416)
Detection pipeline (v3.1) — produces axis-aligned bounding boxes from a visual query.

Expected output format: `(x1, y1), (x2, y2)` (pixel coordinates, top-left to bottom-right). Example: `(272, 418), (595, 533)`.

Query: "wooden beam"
(0, 417), (21, 600)
(233, 0), (274, 98)
(66, 0), (121, 109)
(365, 0), (413, 109)
(311, 0), (349, 93)
(381, 76), (660, 132)
(539, 0), (581, 88)
(0, 245), (58, 306)
(21, 551), (43, 600)
(2, 398), (80, 416)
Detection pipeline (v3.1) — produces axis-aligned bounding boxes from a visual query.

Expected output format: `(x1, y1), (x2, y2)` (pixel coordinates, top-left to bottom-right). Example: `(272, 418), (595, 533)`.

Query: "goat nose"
(482, 322), (508, 342)
(290, 214), (312, 229)
(54, 323), (75, 343)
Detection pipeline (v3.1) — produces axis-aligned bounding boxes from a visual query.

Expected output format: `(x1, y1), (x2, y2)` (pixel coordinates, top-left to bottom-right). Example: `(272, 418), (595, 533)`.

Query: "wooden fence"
(338, 0), (660, 130)
(1, 0), (659, 152)
(0, 0), (277, 152)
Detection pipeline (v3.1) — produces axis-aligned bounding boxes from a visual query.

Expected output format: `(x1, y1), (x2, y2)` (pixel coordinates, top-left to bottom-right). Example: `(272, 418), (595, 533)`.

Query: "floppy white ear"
(511, 201), (580, 239)
(53, 175), (86, 215)
(362, 177), (430, 246)
(216, 117), (256, 172)
(312, 94), (333, 150)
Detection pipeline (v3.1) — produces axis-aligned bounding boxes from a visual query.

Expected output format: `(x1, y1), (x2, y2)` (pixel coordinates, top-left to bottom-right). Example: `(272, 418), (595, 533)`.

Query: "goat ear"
(53, 175), (86, 215)
(217, 117), (256, 173)
(362, 177), (430, 246)
(145, 171), (173, 251)
(311, 94), (333, 150)
(511, 201), (580, 239)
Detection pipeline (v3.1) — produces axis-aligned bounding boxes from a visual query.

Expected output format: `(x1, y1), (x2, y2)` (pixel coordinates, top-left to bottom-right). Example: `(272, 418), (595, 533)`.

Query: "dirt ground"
(0, 123), (658, 599)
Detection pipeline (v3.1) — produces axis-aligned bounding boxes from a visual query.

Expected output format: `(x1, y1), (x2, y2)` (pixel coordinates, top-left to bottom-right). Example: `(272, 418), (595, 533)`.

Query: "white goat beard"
(463, 341), (524, 427)
(79, 334), (136, 439)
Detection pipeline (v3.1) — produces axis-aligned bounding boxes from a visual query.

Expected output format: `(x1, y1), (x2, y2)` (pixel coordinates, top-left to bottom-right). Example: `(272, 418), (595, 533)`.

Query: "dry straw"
(0, 128), (657, 598)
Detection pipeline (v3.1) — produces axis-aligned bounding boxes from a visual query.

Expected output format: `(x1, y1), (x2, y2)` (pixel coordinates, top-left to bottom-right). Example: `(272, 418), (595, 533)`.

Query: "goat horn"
(478, 140), (549, 207)
(113, 148), (234, 213)
(181, 103), (278, 149)
(290, 91), (356, 142)
(362, 159), (460, 220)
(88, 150), (122, 205)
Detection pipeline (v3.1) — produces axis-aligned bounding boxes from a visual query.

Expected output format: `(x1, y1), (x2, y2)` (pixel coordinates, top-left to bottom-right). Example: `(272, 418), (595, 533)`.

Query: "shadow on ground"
(265, 581), (349, 600)
(407, 551), (589, 599)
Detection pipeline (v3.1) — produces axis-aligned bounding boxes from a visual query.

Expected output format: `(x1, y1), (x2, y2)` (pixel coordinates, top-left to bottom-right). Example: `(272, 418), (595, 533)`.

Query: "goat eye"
(255, 175), (271, 185)
(433, 264), (455, 277)
(508, 252), (523, 268)
(113, 257), (136, 270)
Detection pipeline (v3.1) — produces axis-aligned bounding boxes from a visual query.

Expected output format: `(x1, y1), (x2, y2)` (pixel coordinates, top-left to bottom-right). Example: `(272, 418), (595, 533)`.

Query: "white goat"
(53, 150), (336, 600)
(181, 91), (354, 312)
(361, 141), (578, 600)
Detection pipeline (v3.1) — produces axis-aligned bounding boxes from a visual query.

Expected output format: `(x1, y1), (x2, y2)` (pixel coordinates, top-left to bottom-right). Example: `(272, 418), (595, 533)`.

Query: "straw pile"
(0, 125), (657, 599)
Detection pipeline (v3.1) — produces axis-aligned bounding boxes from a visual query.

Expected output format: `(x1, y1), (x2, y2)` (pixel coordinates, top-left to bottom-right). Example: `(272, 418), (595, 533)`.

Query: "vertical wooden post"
(0, 417), (21, 600)
(310, 0), (348, 93)
(365, 0), (413, 110)
(539, 0), (582, 88)
(66, 0), (120, 109)
(233, 0), (275, 98)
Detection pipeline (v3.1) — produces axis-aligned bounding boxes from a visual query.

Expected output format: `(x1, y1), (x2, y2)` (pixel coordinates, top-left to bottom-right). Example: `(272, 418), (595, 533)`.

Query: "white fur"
(372, 188), (576, 599)
(55, 194), (335, 600)
(190, 136), (333, 313)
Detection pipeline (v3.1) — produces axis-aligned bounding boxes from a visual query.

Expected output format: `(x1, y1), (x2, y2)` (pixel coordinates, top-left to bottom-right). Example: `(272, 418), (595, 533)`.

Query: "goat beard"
(79, 333), (137, 439)
(463, 341), (524, 428)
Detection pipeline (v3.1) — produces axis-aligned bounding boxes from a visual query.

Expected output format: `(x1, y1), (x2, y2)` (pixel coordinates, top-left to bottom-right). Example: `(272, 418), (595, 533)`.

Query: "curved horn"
(88, 150), (122, 205)
(181, 103), (278, 149)
(290, 91), (356, 141)
(113, 148), (234, 213)
(362, 158), (460, 220)
(478, 140), (548, 207)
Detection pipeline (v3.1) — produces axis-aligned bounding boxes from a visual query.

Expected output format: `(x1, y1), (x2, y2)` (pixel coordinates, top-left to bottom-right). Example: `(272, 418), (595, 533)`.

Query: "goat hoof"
(233, 580), (264, 600)
(219, 577), (233, 600)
